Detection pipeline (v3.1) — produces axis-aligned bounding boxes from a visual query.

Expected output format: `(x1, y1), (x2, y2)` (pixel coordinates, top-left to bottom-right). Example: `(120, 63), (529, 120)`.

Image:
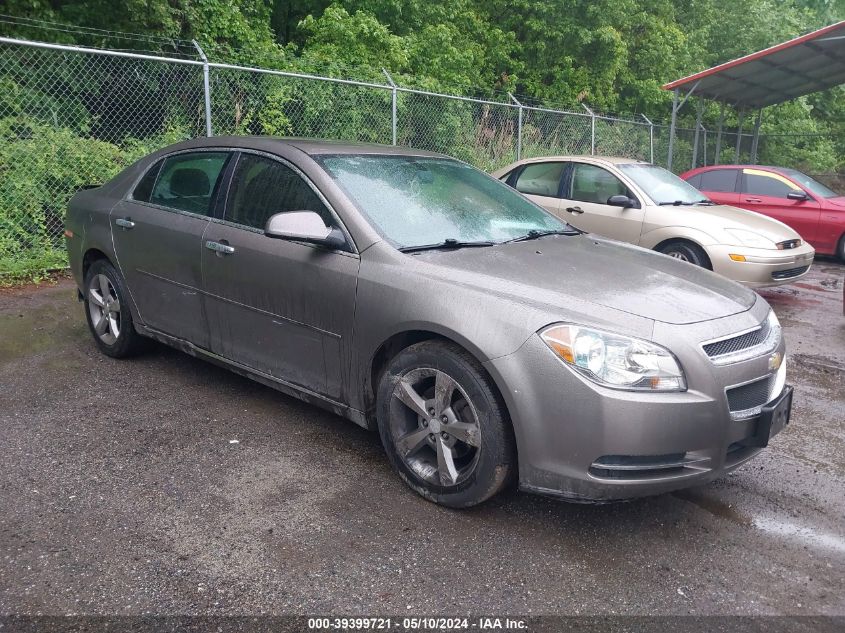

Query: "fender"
(639, 225), (719, 250)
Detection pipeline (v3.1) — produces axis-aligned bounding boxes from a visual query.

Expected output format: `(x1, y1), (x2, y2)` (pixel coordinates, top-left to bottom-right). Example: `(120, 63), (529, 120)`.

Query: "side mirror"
(265, 211), (347, 250)
(787, 191), (808, 201)
(607, 194), (635, 208)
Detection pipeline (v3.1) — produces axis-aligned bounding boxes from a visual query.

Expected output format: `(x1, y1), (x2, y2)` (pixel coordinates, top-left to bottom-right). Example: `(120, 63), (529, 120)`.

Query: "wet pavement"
(0, 262), (843, 616)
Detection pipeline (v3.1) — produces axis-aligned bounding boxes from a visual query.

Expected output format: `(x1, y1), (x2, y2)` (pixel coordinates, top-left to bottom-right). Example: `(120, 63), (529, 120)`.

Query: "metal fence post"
(714, 102), (726, 165)
(691, 99), (704, 169)
(640, 114), (654, 163)
(509, 93), (523, 160)
(192, 40), (212, 137)
(667, 88), (679, 169)
(582, 103), (595, 154)
(750, 108), (763, 164)
(735, 109), (745, 163)
(382, 68), (397, 146)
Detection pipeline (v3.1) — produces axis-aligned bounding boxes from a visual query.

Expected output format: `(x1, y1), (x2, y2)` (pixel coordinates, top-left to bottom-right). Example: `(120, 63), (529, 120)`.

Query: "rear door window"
(149, 152), (229, 215)
(514, 162), (566, 197)
(685, 173), (702, 189)
(699, 169), (739, 192)
(742, 169), (800, 198)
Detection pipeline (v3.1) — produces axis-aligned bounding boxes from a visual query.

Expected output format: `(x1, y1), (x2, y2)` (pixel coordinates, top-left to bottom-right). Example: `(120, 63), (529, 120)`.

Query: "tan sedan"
(492, 156), (815, 287)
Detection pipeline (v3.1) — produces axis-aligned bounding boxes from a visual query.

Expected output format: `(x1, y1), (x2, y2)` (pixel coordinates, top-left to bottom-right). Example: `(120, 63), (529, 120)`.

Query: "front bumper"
(708, 243), (815, 288)
(484, 298), (789, 502)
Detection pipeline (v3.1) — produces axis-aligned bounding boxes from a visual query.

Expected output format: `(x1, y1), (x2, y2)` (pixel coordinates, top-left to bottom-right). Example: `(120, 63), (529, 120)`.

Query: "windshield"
(317, 155), (568, 249)
(617, 163), (709, 205)
(781, 168), (839, 199)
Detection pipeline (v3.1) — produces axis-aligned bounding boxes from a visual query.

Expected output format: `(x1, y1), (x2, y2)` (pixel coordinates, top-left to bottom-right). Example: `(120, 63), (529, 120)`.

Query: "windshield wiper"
(398, 238), (498, 253)
(504, 228), (583, 243)
(658, 199), (715, 206)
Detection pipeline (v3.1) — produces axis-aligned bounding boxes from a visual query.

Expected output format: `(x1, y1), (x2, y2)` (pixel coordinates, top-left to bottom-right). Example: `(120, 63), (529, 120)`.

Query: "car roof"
(164, 135), (449, 159)
(512, 155), (651, 167)
(691, 164), (794, 173)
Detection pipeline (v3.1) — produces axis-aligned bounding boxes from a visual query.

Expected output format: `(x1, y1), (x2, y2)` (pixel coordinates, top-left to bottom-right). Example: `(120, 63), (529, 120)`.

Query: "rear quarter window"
(131, 159), (163, 202)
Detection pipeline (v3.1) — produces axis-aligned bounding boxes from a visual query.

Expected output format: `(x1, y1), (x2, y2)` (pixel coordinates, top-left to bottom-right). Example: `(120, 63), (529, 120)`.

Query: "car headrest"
(170, 168), (210, 197)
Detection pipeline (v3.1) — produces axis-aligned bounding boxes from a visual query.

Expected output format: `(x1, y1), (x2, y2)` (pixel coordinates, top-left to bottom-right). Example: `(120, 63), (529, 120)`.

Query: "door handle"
(115, 217), (135, 229)
(566, 206), (584, 214)
(745, 198), (762, 203)
(205, 240), (235, 255)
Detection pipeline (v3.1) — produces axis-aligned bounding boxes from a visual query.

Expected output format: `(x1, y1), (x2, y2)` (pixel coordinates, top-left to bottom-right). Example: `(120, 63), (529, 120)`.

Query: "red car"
(681, 165), (845, 260)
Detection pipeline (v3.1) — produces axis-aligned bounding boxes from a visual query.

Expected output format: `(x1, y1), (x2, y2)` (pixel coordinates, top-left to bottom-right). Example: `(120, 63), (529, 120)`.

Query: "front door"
(110, 151), (231, 348)
(201, 152), (359, 401)
(561, 162), (645, 243)
(740, 168), (821, 245)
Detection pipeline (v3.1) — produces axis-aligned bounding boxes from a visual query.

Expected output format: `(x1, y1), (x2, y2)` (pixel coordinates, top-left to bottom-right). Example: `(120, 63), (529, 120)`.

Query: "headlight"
(540, 324), (686, 392)
(725, 228), (776, 249)
(767, 309), (781, 344)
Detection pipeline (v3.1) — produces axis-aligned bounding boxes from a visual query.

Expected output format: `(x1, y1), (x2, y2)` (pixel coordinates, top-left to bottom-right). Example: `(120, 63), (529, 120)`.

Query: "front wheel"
(83, 259), (147, 358)
(657, 240), (711, 269)
(376, 340), (516, 508)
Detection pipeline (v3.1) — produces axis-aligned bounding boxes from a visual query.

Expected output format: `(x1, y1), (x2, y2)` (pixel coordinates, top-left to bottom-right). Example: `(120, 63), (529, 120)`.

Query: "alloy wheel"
(390, 367), (482, 487)
(87, 273), (121, 345)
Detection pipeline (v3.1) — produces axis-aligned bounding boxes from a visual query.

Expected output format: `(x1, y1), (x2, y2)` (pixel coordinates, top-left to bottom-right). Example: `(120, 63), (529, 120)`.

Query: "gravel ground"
(0, 261), (843, 617)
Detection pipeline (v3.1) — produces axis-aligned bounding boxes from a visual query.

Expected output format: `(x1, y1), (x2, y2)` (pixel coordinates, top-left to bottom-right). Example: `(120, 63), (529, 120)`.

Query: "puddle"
(675, 491), (845, 557)
(753, 516), (845, 556)
(793, 353), (845, 375)
(673, 489), (752, 527)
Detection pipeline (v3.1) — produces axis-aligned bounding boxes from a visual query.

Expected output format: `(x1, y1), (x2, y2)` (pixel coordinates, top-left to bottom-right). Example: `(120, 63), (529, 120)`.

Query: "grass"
(0, 248), (69, 287)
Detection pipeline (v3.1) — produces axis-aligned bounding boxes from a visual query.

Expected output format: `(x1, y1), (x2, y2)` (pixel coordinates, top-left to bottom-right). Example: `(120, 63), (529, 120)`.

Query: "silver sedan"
(65, 137), (793, 506)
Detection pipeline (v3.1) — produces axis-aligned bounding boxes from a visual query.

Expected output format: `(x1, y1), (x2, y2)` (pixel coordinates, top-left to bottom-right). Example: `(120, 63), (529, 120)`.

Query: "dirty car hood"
(684, 204), (802, 241)
(413, 234), (757, 325)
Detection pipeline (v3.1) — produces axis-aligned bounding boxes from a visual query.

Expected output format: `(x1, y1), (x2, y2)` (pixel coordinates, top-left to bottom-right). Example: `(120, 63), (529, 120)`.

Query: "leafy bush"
(0, 117), (190, 280)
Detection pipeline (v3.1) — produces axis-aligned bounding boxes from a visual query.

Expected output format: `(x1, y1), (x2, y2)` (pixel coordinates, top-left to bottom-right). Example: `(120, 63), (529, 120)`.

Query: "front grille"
(772, 265), (810, 280)
(726, 374), (775, 418)
(703, 319), (770, 358)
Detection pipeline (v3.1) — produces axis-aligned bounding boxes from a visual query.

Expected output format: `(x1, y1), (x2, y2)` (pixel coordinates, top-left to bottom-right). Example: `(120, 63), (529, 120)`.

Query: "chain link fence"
(0, 39), (210, 278)
(0, 35), (834, 280)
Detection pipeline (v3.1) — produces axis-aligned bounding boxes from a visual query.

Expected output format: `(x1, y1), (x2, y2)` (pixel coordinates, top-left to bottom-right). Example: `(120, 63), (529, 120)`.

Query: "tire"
(376, 340), (516, 508)
(837, 234), (845, 262)
(657, 240), (711, 269)
(83, 259), (147, 358)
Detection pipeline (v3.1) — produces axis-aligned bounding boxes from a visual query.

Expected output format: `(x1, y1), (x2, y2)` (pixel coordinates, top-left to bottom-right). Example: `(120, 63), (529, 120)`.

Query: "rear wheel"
(84, 259), (147, 358)
(376, 340), (516, 508)
(837, 234), (845, 262)
(657, 240), (711, 269)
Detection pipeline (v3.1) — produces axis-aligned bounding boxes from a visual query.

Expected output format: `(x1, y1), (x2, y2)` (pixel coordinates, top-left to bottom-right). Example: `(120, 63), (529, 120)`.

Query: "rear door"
(740, 168), (821, 243)
(510, 161), (567, 218)
(692, 168), (741, 206)
(111, 150), (231, 348)
(201, 151), (359, 401)
(560, 162), (644, 243)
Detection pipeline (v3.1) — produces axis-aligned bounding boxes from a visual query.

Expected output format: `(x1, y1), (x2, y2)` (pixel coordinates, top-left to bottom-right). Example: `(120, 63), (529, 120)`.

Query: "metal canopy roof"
(663, 21), (845, 108)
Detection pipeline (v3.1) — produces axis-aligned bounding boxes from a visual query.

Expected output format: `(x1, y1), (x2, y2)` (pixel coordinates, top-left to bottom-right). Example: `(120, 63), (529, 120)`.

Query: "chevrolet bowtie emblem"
(769, 352), (783, 371)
